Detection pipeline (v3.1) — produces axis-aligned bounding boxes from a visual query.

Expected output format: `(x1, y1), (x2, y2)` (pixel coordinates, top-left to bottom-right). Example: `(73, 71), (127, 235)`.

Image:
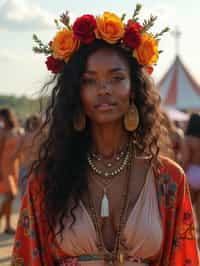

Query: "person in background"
(15, 114), (43, 197)
(159, 111), (174, 159)
(12, 6), (199, 265)
(0, 107), (20, 234)
(182, 113), (200, 247)
(171, 125), (184, 164)
(160, 111), (184, 164)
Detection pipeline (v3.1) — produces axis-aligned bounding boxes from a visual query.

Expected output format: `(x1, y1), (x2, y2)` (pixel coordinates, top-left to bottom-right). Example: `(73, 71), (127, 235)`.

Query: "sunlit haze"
(0, 0), (199, 97)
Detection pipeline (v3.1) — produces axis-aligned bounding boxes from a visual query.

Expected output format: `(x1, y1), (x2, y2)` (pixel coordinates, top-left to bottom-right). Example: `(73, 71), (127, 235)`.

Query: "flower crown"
(33, 4), (169, 74)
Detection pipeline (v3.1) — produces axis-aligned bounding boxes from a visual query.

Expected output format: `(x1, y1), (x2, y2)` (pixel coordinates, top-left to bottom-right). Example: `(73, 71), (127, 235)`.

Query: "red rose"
(45, 56), (64, 73)
(126, 20), (143, 30)
(123, 22), (142, 49)
(72, 14), (96, 44)
(146, 66), (154, 75)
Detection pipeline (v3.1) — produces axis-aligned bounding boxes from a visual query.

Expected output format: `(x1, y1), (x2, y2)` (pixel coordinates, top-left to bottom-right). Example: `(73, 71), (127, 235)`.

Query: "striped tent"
(158, 56), (200, 110)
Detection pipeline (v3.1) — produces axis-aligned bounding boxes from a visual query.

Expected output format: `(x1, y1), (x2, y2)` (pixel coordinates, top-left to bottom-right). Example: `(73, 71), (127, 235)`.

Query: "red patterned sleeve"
(11, 177), (54, 266)
(170, 171), (200, 265)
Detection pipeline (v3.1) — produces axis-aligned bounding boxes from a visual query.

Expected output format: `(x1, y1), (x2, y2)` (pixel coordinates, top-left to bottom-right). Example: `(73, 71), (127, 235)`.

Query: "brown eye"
(111, 76), (125, 83)
(81, 78), (97, 86)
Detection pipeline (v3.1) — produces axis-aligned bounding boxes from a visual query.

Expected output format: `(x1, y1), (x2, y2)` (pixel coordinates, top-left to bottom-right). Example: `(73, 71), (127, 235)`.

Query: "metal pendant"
(101, 192), (109, 217)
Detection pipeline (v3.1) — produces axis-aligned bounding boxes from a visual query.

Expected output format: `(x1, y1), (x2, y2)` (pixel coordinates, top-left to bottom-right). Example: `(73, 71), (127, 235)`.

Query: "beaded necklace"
(90, 143), (129, 168)
(87, 146), (130, 178)
(87, 143), (134, 265)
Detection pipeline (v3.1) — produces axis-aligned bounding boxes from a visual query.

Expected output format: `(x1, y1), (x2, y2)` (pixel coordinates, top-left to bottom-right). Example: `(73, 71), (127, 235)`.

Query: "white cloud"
(0, 0), (55, 31)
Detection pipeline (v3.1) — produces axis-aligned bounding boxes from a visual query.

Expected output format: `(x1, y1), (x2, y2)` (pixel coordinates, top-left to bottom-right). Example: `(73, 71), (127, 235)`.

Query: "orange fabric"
(152, 157), (200, 265)
(0, 137), (20, 195)
(11, 156), (200, 265)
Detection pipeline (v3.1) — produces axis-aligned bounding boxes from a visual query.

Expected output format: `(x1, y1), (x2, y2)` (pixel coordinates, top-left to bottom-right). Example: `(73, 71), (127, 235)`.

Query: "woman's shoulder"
(156, 155), (186, 186)
(26, 169), (45, 196)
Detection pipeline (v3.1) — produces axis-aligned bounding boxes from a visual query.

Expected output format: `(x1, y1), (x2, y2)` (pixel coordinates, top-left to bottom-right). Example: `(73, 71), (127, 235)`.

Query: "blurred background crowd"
(0, 108), (43, 234)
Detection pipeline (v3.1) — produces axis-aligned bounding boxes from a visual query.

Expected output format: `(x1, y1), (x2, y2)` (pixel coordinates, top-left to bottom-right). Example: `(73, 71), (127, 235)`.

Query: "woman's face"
(81, 48), (132, 126)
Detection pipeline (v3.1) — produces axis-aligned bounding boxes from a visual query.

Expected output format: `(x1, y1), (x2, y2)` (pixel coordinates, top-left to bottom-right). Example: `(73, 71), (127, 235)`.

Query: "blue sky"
(0, 0), (200, 97)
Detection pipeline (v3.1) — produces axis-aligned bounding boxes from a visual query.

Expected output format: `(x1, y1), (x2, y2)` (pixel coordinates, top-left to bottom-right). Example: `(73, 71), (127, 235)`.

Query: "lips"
(96, 103), (115, 111)
(95, 97), (116, 107)
(94, 100), (116, 111)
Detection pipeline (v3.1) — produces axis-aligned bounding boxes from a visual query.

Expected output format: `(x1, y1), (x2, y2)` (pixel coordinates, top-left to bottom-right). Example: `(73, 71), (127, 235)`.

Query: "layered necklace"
(87, 141), (130, 217)
(87, 141), (134, 265)
(88, 142), (129, 177)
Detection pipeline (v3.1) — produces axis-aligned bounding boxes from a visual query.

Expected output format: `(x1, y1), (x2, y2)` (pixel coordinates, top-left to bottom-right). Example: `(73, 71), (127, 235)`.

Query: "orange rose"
(51, 29), (80, 61)
(95, 12), (124, 44)
(133, 33), (159, 65)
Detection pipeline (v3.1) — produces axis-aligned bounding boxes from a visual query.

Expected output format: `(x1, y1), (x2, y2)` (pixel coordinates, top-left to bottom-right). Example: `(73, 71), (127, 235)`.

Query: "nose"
(97, 80), (112, 95)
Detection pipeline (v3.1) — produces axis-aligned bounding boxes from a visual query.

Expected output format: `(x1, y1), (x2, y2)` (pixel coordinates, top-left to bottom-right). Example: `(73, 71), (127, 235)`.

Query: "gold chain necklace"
(87, 146), (130, 178)
(87, 143), (134, 265)
(91, 143), (129, 168)
(88, 141), (131, 217)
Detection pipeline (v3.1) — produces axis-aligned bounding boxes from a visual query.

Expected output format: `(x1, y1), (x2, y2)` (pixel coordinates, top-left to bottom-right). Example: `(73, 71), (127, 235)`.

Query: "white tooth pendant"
(101, 189), (109, 217)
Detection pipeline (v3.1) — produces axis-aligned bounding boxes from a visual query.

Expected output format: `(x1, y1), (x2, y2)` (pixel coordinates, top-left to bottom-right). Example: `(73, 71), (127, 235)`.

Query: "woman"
(12, 7), (199, 266)
(182, 113), (200, 247)
(0, 107), (20, 234)
(160, 111), (184, 163)
(16, 114), (43, 197)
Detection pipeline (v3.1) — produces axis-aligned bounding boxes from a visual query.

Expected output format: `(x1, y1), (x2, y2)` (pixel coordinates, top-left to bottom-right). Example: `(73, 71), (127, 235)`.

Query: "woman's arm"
(169, 171), (199, 265)
(11, 176), (54, 266)
(153, 158), (200, 265)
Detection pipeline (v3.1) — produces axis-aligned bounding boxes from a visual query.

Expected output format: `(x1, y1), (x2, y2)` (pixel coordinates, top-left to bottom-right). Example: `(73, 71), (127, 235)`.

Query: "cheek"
(115, 84), (131, 111)
(119, 94), (130, 113)
(80, 88), (95, 114)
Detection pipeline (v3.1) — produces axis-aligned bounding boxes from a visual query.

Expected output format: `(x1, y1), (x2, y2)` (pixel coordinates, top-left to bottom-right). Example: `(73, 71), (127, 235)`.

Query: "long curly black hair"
(33, 39), (166, 236)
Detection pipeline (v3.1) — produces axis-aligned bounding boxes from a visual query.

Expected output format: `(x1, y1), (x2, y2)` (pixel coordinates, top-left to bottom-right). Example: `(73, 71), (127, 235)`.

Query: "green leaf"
(142, 15), (157, 32)
(154, 27), (170, 39)
(121, 13), (126, 22)
(54, 19), (61, 30)
(132, 3), (142, 19)
(32, 34), (44, 47)
(132, 3), (142, 21)
(32, 46), (44, 53)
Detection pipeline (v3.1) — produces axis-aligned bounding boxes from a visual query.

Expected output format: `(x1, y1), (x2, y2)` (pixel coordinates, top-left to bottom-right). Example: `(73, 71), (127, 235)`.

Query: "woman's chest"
(55, 168), (163, 261)
(76, 166), (151, 251)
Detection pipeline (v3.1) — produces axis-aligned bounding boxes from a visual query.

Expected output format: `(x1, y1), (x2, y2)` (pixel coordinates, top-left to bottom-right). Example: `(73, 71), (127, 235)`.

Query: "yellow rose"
(133, 33), (159, 65)
(51, 29), (80, 61)
(95, 12), (124, 44)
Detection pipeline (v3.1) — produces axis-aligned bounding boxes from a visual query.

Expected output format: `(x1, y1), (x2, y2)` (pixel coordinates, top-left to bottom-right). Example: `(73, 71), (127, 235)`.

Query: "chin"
(92, 114), (123, 126)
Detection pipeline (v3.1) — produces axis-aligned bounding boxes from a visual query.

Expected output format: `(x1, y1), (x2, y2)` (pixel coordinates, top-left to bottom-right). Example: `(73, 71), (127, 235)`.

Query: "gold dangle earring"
(73, 113), (86, 131)
(124, 99), (139, 132)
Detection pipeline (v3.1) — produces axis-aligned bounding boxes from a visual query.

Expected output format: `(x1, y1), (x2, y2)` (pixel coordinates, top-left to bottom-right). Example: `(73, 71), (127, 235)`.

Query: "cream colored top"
(56, 169), (163, 265)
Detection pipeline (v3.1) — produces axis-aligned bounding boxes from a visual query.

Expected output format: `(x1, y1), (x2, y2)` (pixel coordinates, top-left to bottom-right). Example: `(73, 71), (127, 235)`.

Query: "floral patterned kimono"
(11, 157), (200, 265)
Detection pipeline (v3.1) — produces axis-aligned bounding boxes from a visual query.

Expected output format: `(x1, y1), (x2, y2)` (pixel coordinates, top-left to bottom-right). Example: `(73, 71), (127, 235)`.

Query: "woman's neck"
(90, 122), (129, 159)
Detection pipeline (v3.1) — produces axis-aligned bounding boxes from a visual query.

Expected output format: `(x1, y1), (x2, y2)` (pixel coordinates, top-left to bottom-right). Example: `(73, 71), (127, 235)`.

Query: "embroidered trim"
(59, 255), (151, 264)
